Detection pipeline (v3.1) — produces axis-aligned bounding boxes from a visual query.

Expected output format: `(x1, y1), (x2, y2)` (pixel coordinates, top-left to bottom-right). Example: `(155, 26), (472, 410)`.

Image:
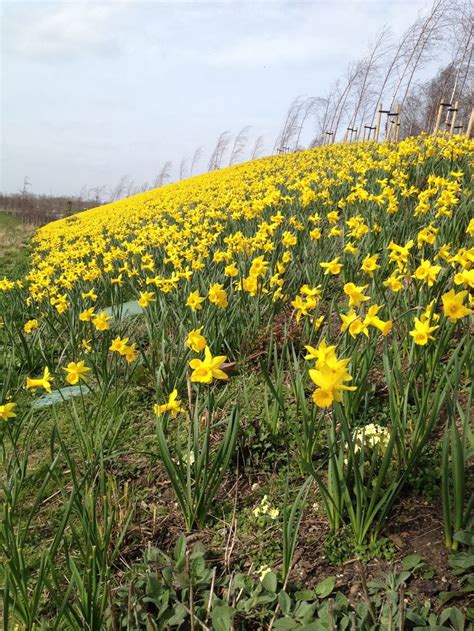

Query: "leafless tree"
(444, 2), (473, 122)
(292, 97), (327, 149)
(110, 174), (130, 201)
(190, 146), (203, 176)
(179, 158), (188, 181)
(330, 65), (361, 140)
(0, 190), (99, 224)
(126, 179), (136, 197)
(78, 185), (88, 200)
(20, 176), (31, 197)
(457, 34), (473, 103)
(89, 185), (106, 204)
(229, 126), (251, 165)
(400, 88), (425, 137)
(310, 95), (334, 146)
(274, 97), (307, 153)
(400, 61), (473, 138)
(208, 131), (232, 171)
(349, 27), (391, 136)
(369, 23), (417, 128)
(250, 135), (265, 159)
(153, 161), (173, 188)
(275, 97), (328, 150)
(391, 0), (449, 113)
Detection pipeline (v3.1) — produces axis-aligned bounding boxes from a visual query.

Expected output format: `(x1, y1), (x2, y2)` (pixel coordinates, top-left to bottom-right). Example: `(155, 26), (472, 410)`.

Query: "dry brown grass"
(0, 214), (35, 277)
(0, 221), (35, 254)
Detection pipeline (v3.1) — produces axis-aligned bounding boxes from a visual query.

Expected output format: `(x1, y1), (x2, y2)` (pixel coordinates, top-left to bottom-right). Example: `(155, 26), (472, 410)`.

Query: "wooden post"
(467, 108), (474, 138)
(385, 103), (400, 142)
(395, 103), (401, 142)
(387, 117), (394, 142)
(346, 127), (358, 143)
(375, 103), (383, 142)
(364, 125), (375, 141)
(433, 99), (452, 136)
(323, 131), (333, 146)
(362, 126), (367, 142)
(449, 100), (459, 138)
(433, 102), (444, 135)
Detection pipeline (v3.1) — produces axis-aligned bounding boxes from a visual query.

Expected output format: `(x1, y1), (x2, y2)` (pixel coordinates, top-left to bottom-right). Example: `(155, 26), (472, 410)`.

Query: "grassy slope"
(0, 212), (33, 279)
(2, 138), (472, 628)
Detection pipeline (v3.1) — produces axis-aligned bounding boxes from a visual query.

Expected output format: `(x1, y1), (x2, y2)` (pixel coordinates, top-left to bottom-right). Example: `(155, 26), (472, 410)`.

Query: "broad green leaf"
(278, 590), (292, 614)
(273, 618), (298, 630)
(449, 552), (474, 571)
(174, 535), (186, 569)
(315, 576), (336, 599)
(167, 603), (187, 626)
(402, 553), (422, 571)
(439, 585), (474, 604)
(262, 571), (278, 593)
(211, 605), (235, 631)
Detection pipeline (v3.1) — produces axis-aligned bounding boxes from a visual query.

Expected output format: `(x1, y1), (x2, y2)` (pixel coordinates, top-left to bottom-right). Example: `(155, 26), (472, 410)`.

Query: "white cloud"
(172, 3), (419, 68)
(3, 1), (133, 59)
(201, 29), (348, 67)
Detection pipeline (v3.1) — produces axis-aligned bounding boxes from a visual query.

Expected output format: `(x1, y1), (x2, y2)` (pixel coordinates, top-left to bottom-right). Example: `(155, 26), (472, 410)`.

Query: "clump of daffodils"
(109, 336), (138, 362)
(23, 319), (39, 334)
(304, 339), (356, 408)
(291, 284), (322, 323)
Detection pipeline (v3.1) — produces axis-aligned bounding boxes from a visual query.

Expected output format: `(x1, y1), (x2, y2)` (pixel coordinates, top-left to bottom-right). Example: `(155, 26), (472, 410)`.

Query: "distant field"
(0, 210), (21, 227)
(0, 211), (33, 278)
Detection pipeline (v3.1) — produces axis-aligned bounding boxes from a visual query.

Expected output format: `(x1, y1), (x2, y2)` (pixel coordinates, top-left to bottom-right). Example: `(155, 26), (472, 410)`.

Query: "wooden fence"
(322, 101), (474, 145)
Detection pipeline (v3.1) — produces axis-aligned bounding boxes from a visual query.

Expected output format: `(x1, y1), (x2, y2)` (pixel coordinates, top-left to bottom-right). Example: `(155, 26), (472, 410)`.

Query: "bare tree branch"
(179, 158), (188, 181)
(153, 161), (173, 188)
(229, 126), (251, 165)
(250, 135), (265, 160)
(190, 146), (203, 176)
(208, 131), (231, 171)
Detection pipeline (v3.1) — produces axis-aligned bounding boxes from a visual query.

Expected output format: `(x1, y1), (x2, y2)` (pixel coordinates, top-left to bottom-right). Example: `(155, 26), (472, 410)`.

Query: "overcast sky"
(1, 0), (435, 197)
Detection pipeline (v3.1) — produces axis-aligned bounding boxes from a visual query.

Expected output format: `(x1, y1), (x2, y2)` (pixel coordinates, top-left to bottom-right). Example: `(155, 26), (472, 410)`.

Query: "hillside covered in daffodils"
(1, 133), (473, 629)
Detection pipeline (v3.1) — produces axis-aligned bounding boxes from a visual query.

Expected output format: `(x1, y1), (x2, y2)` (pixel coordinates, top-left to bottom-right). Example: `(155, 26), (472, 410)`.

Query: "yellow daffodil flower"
(63, 361), (90, 385)
(189, 347), (229, 384)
